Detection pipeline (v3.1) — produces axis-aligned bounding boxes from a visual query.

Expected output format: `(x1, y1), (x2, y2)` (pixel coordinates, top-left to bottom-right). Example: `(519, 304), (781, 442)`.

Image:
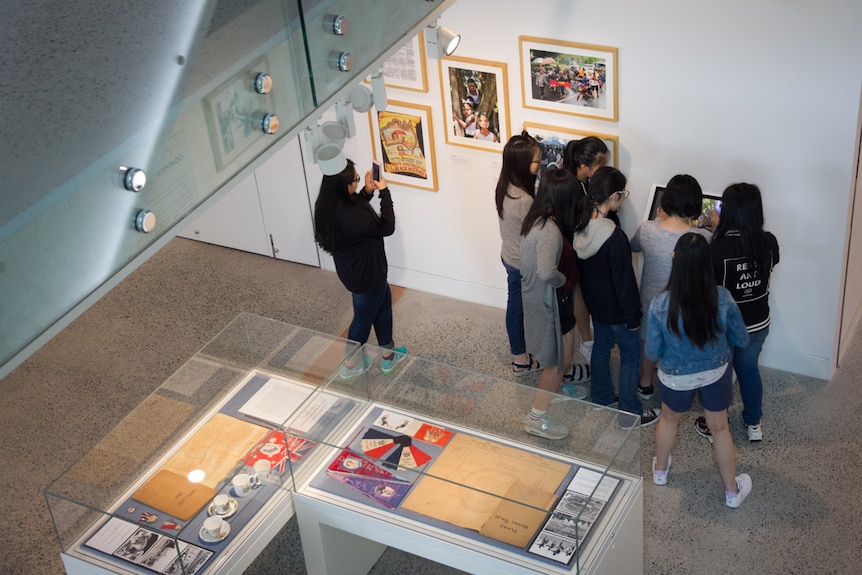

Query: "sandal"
(563, 363), (591, 383)
(512, 354), (541, 377)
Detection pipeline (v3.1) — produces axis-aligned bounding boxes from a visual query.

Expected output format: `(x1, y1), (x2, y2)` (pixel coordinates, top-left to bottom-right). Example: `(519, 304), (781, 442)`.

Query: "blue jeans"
(592, 320), (642, 414)
(734, 326), (769, 426)
(502, 259), (526, 356)
(348, 283), (394, 350)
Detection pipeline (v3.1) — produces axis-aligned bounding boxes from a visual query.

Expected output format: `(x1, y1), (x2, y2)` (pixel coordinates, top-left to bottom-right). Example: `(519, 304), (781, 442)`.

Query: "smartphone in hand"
(372, 161), (381, 181)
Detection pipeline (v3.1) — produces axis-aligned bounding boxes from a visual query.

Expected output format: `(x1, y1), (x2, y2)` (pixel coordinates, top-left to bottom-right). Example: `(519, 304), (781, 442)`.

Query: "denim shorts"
(657, 363), (733, 413)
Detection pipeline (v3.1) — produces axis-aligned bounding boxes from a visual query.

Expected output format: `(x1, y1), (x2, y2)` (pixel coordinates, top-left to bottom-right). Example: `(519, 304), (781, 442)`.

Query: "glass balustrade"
(0, 0), (456, 377)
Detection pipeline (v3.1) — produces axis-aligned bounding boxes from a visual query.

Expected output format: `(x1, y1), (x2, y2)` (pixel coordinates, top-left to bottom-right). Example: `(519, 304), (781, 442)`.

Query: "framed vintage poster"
(372, 32), (428, 92)
(523, 122), (619, 180)
(369, 100), (437, 192)
(203, 56), (274, 171)
(439, 56), (510, 151)
(520, 37), (618, 122)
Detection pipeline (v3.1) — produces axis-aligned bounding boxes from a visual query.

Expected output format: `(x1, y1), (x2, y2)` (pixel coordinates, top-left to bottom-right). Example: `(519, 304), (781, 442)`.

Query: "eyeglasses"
(351, 176), (361, 183)
(616, 190), (630, 199)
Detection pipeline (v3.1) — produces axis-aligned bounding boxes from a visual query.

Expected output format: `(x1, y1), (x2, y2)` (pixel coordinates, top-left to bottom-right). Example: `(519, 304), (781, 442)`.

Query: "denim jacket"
(645, 287), (749, 376)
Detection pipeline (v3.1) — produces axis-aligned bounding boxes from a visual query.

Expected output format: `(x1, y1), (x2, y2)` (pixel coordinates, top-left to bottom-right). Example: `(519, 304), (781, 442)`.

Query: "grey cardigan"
(520, 220), (566, 373)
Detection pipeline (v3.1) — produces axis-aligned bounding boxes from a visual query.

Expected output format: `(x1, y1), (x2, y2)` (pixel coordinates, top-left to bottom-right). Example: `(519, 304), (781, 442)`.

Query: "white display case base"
(293, 484), (642, 575)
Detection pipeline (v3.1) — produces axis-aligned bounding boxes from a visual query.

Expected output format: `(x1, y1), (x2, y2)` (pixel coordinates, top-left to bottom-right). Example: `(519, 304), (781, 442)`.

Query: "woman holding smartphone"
(313, 159), (407, 379)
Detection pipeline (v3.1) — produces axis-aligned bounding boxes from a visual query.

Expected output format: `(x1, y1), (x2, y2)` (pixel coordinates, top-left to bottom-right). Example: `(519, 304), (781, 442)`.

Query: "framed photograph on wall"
(372, 32), (428, 92)
(203, 56), (274, 171)
(520, 37), (618, 122)
(369, 100), (437, 192)
(439, 56), (510, 151)
(523, 122), (619, 180)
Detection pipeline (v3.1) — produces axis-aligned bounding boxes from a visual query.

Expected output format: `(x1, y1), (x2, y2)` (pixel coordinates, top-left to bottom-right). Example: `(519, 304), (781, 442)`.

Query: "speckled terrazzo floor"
(1, 238), (859, 575)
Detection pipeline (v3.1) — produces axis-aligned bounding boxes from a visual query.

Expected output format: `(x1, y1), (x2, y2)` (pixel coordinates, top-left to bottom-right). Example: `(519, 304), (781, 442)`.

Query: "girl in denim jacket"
(646, 233), (752, 508)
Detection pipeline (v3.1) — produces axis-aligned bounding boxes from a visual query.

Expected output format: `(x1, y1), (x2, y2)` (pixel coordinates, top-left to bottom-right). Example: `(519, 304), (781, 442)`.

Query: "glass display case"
(289, 344), (644, 575)
(45, 313), (360, 575)
(46, 313), (643, 575)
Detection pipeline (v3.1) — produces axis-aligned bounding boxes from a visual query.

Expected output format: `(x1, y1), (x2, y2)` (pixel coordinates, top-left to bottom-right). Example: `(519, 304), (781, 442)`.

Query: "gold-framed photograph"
(372, 32), (428, 92)
(369, 100), (437, 192)
(439, 56), (510, 151)
(520, 37), (618, 122)
(523, 122), (619, 178)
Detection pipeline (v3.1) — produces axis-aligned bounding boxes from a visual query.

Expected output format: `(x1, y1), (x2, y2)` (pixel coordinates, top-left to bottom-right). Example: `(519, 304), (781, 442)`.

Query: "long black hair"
(666, 233), (719, 348)
(563, 136), (609, 179)
(313, 159), (375, 254)
(495, 131), (540, 218)
(573, 166), (626, 233)
(711, 183), (770, 270)
(520, 168), (579, 239)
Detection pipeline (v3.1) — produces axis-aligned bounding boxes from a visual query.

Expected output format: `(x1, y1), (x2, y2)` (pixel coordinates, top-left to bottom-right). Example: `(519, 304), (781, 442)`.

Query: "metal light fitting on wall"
(425, 20), (460, 59)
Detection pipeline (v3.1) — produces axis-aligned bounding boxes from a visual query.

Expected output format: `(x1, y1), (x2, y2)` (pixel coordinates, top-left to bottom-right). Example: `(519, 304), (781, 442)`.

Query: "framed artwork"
(439, 56), (510, 151)
(522, 122), (619, 180)
(519, 37), (618, 122)
(369, 100), (437, 192)
(372, 32), (428, 92)
(203, 56), (274, 171)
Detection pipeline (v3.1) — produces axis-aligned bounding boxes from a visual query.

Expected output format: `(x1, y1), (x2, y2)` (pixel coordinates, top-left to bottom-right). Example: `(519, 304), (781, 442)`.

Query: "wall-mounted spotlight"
(346, 73), (388, 114)
(305, 76), (389, 176)
(304, 121), (348, 176)
(425, 20), (460, 59)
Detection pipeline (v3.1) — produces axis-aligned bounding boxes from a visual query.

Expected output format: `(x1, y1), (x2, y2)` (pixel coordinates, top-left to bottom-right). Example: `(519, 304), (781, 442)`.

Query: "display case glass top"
(290, 344), (643, 573)
(45, 313), (359, 575)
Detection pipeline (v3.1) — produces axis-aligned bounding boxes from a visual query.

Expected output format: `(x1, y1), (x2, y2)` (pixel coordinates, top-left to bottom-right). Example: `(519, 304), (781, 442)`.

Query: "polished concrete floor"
(2, 238), (860, 574)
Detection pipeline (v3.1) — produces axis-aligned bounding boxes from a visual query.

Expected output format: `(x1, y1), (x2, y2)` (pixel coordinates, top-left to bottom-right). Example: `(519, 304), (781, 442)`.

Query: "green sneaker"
(340, 354), (372, 381)
(381, 346), (407, 375)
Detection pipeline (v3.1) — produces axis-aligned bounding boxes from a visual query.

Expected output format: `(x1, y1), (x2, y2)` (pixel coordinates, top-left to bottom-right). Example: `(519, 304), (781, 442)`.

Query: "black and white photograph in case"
(544, 510), (591, 543)
(520, 36), (618, 122)
(556, 490), (606, 524)
(528, 466), (621, 565)
(529, 531), (578, 562)
(138, 537), (179, 571)
(164, 544), (213, 575)
(113, 528), (159, 562)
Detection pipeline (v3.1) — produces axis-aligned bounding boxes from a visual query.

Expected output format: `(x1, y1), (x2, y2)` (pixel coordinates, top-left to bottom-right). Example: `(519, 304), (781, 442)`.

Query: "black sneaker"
(619, 407), (660, 428)
(640, 408), (661, 427)
(694, 416), (714, 444)
(637, 384), (654, 400)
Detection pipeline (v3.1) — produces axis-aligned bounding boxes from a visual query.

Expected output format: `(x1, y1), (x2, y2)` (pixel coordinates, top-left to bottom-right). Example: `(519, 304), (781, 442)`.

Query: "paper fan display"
(360, 428), (432, 470)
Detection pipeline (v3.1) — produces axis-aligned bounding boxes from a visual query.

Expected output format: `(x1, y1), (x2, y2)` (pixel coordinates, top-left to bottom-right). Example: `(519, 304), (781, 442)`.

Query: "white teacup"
(232, 473), (255, 497)
(202, 516), (226, 539)
(212, 494), (230, 515)
(253, 459), (271, 480)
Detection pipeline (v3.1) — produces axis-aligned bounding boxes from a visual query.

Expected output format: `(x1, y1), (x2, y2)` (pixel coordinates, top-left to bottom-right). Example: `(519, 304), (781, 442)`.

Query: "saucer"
(207, 496), (238, 518)
(199, 521), (230, 543)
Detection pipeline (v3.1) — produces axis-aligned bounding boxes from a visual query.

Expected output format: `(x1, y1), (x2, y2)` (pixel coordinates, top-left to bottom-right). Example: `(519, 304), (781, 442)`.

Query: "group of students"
(496, 133), (779, 509)
(310, 136), (778, 510)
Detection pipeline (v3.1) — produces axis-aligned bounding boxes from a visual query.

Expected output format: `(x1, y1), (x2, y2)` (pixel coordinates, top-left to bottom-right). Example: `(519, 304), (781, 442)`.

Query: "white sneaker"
(524, 413), (569, 440)
(652, 455), (671, 486)
(726, 474), (752, 508)
(579, 340), (594, 365)
(747, 424), (762, 442)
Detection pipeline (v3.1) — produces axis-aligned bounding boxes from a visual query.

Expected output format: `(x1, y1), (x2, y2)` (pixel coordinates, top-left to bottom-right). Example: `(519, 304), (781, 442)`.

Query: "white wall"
(318, 0), (861, 380)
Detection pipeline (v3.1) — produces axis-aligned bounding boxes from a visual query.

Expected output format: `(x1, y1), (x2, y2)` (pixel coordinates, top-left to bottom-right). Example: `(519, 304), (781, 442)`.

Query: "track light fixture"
(425, 20), (460, 59)
(305, 77), (389, 175)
